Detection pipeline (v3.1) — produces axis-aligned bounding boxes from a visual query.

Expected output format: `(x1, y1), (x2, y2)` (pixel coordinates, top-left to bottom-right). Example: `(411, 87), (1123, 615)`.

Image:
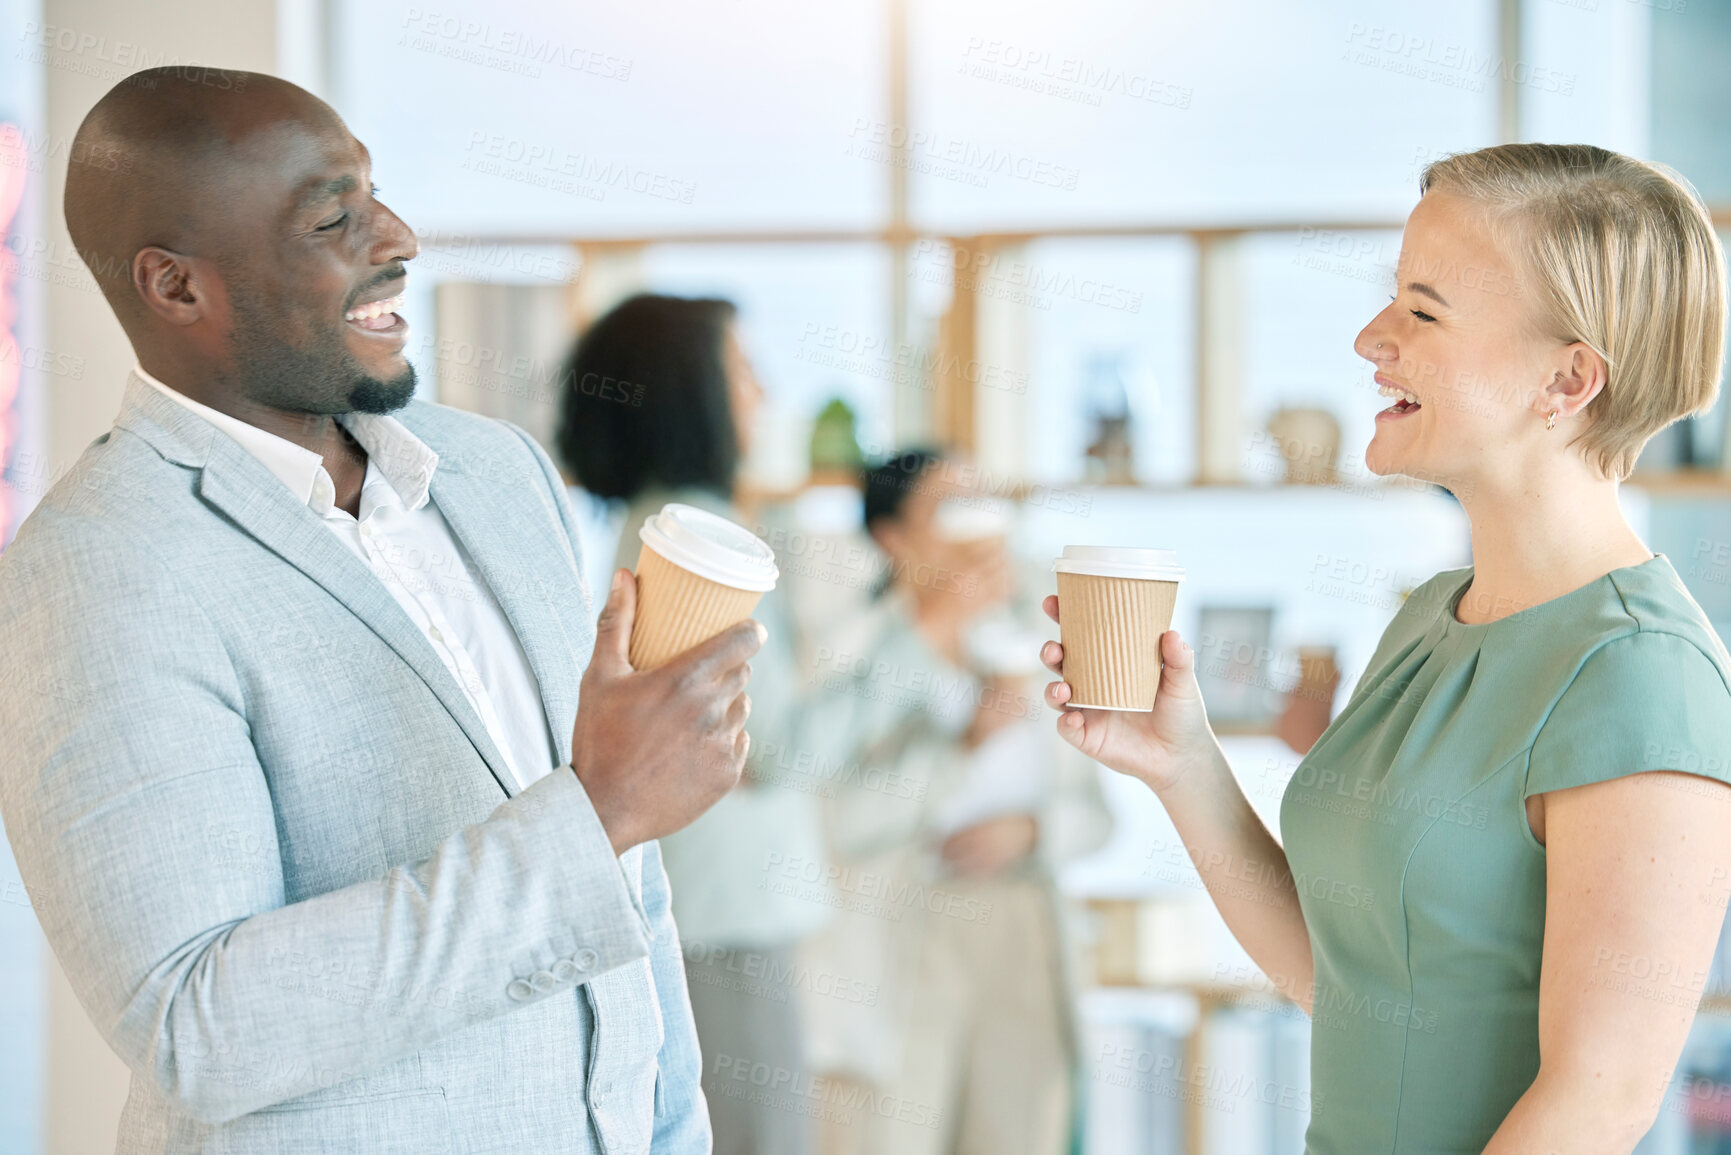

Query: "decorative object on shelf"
(1088, 897), (1145, 988)
(1083, 351), (1136, 485)
(1265, 407), (1341, 486)
(1275, 645), (1340, 755)
(808, 396), (863, 483)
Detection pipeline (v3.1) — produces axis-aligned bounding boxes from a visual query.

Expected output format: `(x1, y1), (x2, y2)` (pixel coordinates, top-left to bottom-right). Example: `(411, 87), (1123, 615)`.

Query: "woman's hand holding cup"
(1040, 595), (1216, 794)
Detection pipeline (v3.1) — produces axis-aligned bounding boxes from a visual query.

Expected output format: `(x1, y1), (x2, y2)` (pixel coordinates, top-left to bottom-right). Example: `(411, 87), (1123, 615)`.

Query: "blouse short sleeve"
(1526, 630), (1731, 798)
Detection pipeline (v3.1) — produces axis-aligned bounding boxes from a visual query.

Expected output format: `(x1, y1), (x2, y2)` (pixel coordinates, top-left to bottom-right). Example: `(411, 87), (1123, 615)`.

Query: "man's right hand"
(571, 568), (762, 856)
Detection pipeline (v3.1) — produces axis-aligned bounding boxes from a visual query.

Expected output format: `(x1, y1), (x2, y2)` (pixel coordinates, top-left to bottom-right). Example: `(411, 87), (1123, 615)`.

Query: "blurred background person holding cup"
(801, 449), (1112, 1155)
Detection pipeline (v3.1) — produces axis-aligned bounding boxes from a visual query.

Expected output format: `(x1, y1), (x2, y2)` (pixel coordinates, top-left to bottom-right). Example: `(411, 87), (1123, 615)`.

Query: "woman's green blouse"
(1280, 554), (1731, 1153)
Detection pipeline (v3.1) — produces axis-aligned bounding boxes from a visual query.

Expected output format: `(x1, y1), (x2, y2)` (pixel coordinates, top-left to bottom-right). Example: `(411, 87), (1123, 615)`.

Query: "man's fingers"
(590, 569), (638, 675)
(1042, 594), (1060, 624)
(677, 619), (766, 684)
(719, 662), (752, 700)
(724, 691), (751, 733)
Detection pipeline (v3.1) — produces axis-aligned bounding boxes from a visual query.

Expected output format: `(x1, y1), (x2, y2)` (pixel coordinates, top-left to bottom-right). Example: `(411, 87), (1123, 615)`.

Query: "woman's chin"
(1362, 437), (1400, 478)
(1365, 420), (1436, 478)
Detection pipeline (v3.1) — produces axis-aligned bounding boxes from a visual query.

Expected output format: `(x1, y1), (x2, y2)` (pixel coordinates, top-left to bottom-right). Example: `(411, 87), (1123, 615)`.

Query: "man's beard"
(346, 369), (418, 414)
(226, 286), (417, 415)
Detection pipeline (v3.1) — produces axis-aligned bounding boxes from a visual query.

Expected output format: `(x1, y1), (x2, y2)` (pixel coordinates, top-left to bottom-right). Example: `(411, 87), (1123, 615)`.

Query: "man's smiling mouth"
(344, 294), (405, 333)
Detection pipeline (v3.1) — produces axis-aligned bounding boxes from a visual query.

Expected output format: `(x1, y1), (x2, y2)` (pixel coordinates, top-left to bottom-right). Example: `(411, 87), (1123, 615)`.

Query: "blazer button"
(506, 980), (534, 1001)
(574, 948), (599, 971)
(530, 969), (557, 993)
(552, 958), (579, 983)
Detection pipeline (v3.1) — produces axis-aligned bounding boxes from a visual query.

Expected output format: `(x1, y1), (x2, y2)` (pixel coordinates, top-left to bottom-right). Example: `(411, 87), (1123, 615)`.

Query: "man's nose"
(371, 201), (419, 265)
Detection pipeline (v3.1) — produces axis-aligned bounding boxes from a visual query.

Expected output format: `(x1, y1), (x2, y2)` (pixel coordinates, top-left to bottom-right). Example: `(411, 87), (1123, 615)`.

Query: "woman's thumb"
(1158, 629), (1201, 701)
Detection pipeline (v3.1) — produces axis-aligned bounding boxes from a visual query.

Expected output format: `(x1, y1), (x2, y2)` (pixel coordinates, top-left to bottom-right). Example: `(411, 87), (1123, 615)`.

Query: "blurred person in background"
(558, 292), (828, 1155)
(800, 449), (1112, 1155)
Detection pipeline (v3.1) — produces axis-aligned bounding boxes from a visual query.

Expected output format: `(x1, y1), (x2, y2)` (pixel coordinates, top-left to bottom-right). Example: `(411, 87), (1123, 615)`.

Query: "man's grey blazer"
(0, 375), (709, 1154)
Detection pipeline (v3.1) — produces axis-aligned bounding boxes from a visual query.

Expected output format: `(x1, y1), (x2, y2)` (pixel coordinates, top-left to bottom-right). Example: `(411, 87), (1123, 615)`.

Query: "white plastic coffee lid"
(640, 503), (780, 592)
(934, 496), (1013, 542)
(1052, 545), (1185, 582)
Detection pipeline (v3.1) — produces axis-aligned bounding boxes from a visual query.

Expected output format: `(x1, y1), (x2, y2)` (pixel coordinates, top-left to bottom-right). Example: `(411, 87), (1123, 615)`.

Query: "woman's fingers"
(1042, 594), (1060, 624)
(1044, 679), (1072, 710)
(1054, 705), (1087, 747)
(1041, 639), (1064, 674)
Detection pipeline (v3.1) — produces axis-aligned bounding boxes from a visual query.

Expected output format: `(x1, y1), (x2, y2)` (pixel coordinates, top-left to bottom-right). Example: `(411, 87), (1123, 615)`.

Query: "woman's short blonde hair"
(1421, 143), (1727, 480)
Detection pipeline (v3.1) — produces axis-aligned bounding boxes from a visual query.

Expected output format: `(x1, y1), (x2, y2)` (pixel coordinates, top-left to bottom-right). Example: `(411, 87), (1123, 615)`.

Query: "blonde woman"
(1042, 144), (1731, 1153)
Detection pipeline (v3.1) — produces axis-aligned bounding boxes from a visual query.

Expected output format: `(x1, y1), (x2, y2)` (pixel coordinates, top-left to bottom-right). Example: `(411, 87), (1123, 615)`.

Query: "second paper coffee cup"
(1052, 546), (1185, 711)
(630, 503), (779, 670)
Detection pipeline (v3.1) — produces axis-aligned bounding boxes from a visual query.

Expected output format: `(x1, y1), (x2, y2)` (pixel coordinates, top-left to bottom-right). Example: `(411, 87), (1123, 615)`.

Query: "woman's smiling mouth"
(1376, 377), (1422, 420)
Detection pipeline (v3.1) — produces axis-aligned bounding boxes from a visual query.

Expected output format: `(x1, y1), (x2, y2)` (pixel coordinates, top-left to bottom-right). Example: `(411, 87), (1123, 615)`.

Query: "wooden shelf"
(1625, 468), (1731, 496)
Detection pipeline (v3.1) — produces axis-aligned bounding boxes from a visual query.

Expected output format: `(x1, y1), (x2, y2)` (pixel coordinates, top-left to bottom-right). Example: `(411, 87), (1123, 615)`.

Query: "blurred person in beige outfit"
(795, 450), (1112, 1155)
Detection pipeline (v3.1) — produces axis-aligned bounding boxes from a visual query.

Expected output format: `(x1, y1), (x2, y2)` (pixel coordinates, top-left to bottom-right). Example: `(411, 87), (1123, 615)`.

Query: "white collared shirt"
(138, 366), (557, 791)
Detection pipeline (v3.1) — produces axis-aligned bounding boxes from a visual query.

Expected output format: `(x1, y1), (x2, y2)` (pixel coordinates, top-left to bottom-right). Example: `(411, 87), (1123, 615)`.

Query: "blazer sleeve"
(0, 521), (652, 1125)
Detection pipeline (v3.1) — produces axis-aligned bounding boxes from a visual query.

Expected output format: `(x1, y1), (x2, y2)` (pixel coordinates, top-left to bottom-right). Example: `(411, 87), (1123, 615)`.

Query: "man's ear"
(132, 247), (209, 326)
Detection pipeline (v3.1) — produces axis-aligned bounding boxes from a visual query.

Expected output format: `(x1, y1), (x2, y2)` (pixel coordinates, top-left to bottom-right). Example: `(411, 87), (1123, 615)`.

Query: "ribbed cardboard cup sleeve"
(628, 544), (765, 670)
(1056, 571), (1180, 711)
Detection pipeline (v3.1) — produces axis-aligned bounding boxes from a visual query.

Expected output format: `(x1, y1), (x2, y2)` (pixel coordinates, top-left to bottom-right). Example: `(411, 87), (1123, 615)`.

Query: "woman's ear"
(1543, 341), (1610, 420)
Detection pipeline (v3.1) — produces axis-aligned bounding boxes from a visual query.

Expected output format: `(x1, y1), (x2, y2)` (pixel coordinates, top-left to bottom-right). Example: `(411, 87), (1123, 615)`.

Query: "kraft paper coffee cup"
(1052, 546), (1185, 711)
(629, 503), (779, 671)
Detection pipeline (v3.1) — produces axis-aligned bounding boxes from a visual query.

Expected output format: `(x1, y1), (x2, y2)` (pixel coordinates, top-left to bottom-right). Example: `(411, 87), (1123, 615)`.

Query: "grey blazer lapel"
(427, 461), (584, 767)
(114, 375), (522, 798)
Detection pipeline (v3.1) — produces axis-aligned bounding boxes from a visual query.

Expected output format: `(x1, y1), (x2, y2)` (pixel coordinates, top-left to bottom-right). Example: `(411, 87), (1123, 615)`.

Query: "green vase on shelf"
(809, 397), (864, 482)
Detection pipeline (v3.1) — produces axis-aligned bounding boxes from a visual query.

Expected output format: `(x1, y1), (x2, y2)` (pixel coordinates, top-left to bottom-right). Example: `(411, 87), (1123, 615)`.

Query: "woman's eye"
(1410, 308), (1436, 323)
(316, 214), (348, 232)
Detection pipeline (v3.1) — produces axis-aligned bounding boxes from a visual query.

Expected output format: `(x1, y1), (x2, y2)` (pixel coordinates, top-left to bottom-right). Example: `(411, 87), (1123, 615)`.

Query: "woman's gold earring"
(1545, 409), (1558, 431)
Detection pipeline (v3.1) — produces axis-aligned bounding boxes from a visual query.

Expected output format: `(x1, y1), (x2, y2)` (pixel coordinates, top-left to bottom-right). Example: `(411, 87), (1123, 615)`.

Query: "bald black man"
(0, 66), (760, 1154)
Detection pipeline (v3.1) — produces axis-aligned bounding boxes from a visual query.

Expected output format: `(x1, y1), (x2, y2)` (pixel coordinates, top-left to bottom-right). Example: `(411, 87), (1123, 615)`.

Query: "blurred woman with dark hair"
(557, 293), (828, 1155)
(557, 293), (746, 507)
